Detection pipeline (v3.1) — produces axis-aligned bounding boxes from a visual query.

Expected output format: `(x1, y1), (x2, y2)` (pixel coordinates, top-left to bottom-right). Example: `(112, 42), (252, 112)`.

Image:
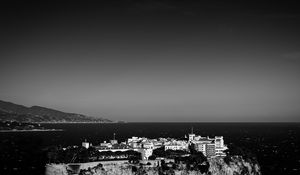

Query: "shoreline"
(0, 129), (64, 132)
(36, 122), (114, 124)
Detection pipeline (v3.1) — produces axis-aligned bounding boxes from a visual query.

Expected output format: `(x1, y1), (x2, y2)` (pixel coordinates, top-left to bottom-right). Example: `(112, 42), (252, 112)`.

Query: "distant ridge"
(0, 100), (112, 123)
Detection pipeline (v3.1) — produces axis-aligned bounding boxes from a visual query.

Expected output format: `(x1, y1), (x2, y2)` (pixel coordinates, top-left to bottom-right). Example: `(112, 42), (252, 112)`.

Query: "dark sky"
(1, 0), (300, 122)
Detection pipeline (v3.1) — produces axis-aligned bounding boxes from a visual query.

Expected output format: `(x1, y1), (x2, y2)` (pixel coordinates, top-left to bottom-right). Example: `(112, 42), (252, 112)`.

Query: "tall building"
(215, 136), (227, 157)
(110, 133), (118, 145)
(215, 136), (224, 148)
(195, 143), (206, 155)
(191, 133), (227, 157)
(206, 143), (216, 157)
(188, 127), (196, 142)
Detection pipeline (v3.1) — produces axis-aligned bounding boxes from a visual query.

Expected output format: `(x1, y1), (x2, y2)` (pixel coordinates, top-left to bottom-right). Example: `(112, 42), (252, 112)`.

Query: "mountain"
(0, 100), (112, 123)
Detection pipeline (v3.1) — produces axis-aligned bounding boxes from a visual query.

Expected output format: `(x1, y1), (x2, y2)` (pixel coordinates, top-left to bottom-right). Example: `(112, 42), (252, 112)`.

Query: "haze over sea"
(1, 122), (299, 175)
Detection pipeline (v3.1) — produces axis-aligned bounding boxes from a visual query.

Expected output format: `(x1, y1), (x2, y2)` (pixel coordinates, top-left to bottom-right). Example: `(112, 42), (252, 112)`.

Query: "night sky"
(1, 1), (300, 122)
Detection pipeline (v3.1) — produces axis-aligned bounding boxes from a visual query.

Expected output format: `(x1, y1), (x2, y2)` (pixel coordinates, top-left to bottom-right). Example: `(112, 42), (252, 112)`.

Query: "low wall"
(46, 160), (137, 175)
(45, 164), (68, 175)
(45, 159), (174, 175)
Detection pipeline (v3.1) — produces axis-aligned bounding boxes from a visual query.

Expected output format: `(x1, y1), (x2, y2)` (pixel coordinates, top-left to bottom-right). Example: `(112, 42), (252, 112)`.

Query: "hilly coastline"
(0, 100), (112, 123)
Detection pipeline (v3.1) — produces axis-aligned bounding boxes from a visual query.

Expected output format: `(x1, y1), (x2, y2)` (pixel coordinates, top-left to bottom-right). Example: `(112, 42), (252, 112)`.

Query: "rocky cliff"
(209, 156), (261, 175)
(45, 156), (261, 175)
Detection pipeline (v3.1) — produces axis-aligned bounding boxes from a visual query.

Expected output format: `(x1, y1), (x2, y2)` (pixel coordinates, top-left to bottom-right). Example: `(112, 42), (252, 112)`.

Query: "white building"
(165, 144), (187, 151)
(215, 136), (227, 156)
(127, 136), (147, 143)
(188, 129), (228, 157)
(110, 139), (118, 145)
(82, 141), (90, 149)
(100, 141), (111, 147)
(195, 143), (206, 155)
(143, 142), (154, 149)
(164, 140), (188, 151)
(95, 143), (131, 152)
(215, 136), (224, 147)
(188, 128), (196, 142)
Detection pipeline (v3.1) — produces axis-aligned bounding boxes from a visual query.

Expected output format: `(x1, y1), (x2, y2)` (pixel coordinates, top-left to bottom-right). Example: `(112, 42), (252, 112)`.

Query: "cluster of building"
(188, 128), (227, 157)
(82, 128), (228, 160)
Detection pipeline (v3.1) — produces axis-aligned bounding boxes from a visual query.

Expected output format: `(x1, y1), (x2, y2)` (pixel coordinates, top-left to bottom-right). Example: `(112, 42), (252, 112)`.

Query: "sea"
(0, 122), (299, 175)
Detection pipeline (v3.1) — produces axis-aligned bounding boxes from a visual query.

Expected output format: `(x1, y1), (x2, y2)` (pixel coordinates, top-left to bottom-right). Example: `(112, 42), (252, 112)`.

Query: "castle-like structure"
(82, 128), (228, 160)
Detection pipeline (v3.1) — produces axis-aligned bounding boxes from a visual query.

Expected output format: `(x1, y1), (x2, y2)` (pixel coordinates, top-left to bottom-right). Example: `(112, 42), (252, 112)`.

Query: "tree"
(152, 146), (166, 157)
(188, 143), (197, 154)
(148, 155), (156, 160)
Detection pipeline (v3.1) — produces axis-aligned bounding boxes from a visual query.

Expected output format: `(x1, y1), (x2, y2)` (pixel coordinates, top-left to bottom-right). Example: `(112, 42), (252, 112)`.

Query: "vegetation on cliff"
(150, 146), (189, 159)
(224, 144), (258, 165)
(70, 155), (260, 175)
(210, 156), (261, 175)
